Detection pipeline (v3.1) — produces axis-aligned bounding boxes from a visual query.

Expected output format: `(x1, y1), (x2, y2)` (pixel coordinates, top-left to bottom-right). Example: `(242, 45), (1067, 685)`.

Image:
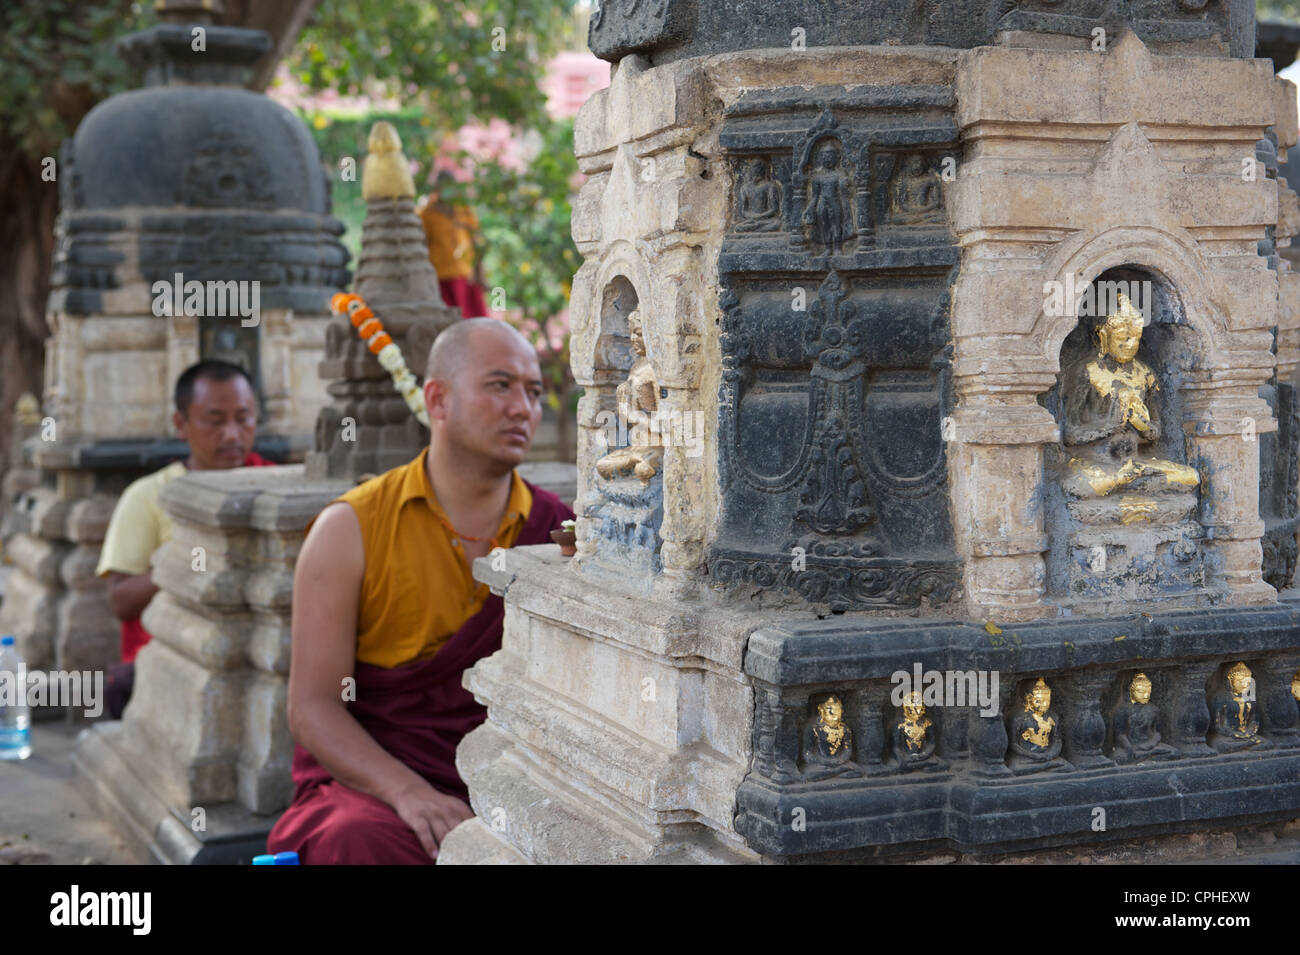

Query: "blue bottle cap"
(252, 854), (276, 865)
(1, 636), (14, 646)
(273, 851), (300, 865)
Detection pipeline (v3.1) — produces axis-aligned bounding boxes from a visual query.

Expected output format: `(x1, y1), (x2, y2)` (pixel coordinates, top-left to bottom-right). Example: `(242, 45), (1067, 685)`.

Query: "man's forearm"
(293, 698), (433, 807)
(107, 572), (160, 621)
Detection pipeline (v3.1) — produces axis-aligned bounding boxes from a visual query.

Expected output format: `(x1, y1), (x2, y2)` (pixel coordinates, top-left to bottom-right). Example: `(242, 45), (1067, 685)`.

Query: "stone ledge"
(474, 545), (777, 671)
(451, 720), (756, 864)
(467, 650), (744, 826)
(158, 465), (346, 533)
(745, 602), (1300, 684)
(437, 817), (529, 865)
(74, 722), (277, 864)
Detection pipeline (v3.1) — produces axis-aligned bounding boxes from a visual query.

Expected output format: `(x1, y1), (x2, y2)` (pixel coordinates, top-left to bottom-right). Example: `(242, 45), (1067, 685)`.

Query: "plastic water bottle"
(0, 636), (31, 760)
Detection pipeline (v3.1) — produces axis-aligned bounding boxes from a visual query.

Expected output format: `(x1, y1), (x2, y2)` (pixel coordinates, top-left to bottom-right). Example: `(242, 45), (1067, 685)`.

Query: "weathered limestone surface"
(445, 21), (1300, 864)
(948, 33), (1291, 620)
(74, 465), (347, 863)
(447, 547), (762, 863)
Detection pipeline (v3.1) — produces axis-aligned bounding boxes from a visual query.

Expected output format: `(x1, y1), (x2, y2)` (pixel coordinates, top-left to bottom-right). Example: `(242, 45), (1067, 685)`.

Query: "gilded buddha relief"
(801, 695), (863, 780)
(1059, 291), (1199, 500)
(1047, 279), (1207, 603)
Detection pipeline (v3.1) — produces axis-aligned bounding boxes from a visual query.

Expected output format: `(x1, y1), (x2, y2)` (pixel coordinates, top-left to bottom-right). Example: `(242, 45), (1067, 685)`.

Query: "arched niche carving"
(1033, 229), (1224, 375)
(1039, 263), (1209, 607)
(596, 274), (640, 381)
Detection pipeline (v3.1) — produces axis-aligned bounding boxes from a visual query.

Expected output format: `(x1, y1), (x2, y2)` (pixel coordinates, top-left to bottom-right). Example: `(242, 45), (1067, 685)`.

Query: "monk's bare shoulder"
(297, 501), (364, 589)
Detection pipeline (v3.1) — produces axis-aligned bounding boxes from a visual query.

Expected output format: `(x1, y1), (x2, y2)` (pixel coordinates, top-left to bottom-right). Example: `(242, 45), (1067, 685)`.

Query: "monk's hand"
(392, 783), (475, 860)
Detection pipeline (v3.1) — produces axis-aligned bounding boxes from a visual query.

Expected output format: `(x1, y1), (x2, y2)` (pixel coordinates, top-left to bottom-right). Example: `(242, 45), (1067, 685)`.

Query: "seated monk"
(1060, 292), (1198, 499)
(266, 318), (574, 864)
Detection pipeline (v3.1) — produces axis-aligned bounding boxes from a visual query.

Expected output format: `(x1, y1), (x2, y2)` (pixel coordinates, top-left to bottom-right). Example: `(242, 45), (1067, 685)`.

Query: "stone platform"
(442, 547), (1300, 864)
(737, 599), (1300, 861)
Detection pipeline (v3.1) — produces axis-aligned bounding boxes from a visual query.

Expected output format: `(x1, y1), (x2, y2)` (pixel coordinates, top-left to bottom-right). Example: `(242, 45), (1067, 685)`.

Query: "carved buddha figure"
(1210, 661), (1265, 750)
(1060, 292), (1199, 499)
(801, 141), (853, 250)
(595, 310), (664, 485)
(734, 158), (782, 232)
(802, 694), (861, 780)
(1009, 677), (1066, 768)
(890, 153), (941, 225)
(891, 691), (938, 768)
(1111, 671), (1175, 764)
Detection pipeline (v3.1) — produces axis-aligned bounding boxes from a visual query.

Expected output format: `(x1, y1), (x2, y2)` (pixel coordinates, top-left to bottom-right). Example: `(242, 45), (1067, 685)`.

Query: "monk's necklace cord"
(436, 514), (501, 549)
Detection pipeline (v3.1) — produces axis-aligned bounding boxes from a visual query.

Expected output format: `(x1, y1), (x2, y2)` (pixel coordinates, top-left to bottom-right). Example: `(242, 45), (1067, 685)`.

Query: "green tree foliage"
(1262, 2), (1300, 20)
(287, 0), (577, 136)
(306, 109), (582, 408)
(0, 0), (155, 157)
(464, 116), (582, 405)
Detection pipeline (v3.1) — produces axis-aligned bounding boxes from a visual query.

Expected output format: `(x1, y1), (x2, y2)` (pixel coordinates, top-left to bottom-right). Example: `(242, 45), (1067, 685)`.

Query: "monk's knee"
(307, 790), (432, 865)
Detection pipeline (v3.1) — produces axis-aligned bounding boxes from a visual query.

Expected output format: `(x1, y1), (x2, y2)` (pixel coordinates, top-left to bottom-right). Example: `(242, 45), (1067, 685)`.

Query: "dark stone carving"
(710, 97), (959, 610)
(1059, 670), (1117, 768)
(733, 157), (782, 233)
(1259, 377), (1300, 592)
(587, 0), (1254, 64)
(589, 472), (665, 574)
(178, 124), (276, 208)
(890, 692), (946, 771)
(798, 121), (856, 254)
(1209, 661), (1269, 752)
(887, 153), (944, 225)
(1108, 671), (1176, 763)
(1163, 660), (1217, 756)
(54, 23), (350, 318)
(737, 601), (1300, 860)
(1255, 654), (1300, 746)
(1253, 127), (1298, 593)
(1007, 677), (1070, 772)
(800, 695), (863, 780)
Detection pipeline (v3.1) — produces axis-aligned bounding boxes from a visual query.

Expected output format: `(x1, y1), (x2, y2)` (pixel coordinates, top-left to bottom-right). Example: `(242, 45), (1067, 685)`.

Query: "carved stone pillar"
(1164, 661), (1218, 757)
(1183, 378), (1277, 602)
(847, 684), (886, 775)
(1258, 652), (1300, 746)
(948, 390), (1058, 620)
(1060, 670), (1115, 770)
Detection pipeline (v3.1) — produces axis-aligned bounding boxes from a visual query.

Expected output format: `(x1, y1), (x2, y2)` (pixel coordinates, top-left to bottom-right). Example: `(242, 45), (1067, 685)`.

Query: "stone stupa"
(307, 121), (459, 481)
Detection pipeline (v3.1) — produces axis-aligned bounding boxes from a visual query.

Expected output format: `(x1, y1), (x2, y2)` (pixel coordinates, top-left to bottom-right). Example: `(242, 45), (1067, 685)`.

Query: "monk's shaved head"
(426, 317), (535, 386)
(421, 316), (544, 471)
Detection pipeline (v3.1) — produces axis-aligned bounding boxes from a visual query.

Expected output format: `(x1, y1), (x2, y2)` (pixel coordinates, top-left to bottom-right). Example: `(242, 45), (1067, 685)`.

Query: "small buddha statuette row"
(793, 663), (1300, 780)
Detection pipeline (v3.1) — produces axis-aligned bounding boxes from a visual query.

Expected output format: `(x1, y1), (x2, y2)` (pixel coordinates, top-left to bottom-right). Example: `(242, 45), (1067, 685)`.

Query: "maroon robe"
(266, 481), (573, 865)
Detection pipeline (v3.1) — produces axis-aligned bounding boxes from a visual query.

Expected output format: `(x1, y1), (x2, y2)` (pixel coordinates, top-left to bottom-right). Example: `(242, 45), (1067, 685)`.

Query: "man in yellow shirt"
(267, 318), (573, 864)
(96, 360), (272, 718)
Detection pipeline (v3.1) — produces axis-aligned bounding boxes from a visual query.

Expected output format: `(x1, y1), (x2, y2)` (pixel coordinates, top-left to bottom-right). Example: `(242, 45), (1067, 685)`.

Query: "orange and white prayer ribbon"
(330, 292), (430, 428)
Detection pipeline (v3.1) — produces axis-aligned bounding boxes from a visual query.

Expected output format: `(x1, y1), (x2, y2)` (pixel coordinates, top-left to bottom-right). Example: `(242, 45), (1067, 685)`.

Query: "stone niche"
(946, 34), (1290, 622)
(443, 3), (1300, 865)
(1039, 267), (1209, 611)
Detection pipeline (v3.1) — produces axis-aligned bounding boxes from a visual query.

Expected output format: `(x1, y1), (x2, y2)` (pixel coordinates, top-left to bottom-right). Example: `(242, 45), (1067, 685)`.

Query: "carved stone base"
(73, 466), (346, 862)
(1056, 491), (1210, 611)
(737, 598), (1300, 860)
(587, 474), (664, 577)
(438, 546), (763, 865)
(74, 721), (275, 864)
